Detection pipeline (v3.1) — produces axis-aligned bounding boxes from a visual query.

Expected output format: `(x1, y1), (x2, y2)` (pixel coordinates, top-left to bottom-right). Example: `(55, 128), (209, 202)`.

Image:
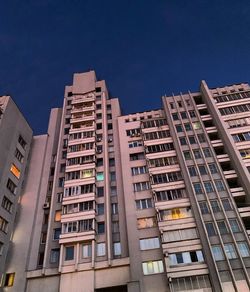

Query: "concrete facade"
(1, 72), (250, 292)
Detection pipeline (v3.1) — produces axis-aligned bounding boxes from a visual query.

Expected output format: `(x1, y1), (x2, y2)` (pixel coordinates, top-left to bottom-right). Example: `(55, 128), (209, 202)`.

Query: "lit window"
(3, 273), (15, 287)
(142, 260), (164, 275)
(54, 210), (61, 222)
(82, 243), (92, 258)
(114, 242), (121, 256)
(97, 243), (106, 256)
(193, 122), (201, 130)
(140, 238), (160, 250)
(137, 217), (157, 229)
(96, 172), (104, 181)
(81, 169), (93, 178)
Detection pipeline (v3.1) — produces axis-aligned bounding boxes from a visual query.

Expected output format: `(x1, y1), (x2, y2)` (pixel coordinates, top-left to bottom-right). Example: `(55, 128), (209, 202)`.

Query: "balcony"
(59, 229), (95, 244)
(71, 94), (95, 104)
(71, 104), (95, 113)
(230, 187), (246, 198)
(238, 206), (250, 218)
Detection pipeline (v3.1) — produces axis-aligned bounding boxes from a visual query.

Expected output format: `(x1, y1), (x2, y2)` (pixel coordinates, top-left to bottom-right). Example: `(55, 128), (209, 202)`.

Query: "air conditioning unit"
(96, 138), (102, 142)
(108, 138), (113, 142)
(96, 150), (102, 154)
(43, 202), (50, 209)
(130, 134), (135, 137)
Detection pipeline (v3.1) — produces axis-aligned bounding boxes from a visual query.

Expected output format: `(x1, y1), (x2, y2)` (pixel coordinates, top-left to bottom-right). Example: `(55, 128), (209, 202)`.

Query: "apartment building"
(1, 71), (250, 292)
(0, 96), (32, 287)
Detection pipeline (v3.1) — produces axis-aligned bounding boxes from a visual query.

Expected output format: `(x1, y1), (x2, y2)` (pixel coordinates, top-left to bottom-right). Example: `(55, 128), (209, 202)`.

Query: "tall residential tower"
(1, 71), (250, 292)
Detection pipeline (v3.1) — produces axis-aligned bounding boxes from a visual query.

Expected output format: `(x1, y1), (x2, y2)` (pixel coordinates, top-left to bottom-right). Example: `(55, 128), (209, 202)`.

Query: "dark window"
(6, 179), (17, 194)
(18, 135), (26, 149)
(96, 123), (102, 130)
(108, 123), (113, 130)
(97, 187), (104, 197)
(97, 204), (104, 215)
(98, 222), (105, 234)
(65, 246), (74, 260)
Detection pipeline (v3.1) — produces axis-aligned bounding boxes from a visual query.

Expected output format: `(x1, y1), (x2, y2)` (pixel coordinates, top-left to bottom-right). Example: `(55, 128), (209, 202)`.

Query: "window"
(6, 179), (17, 194)
(189, 136), (196, 144)
(2, 196), (13, 213)
(215, 180), (225, 191)
(54, 210), (61, 222)
(184, 123), (192, 131)
(97, 187), (104, 197)
(58, 177), (64, 187)
(96, 113), (102, 119)
(97, 204), (104, 215)
(110, 172), (116, 181)
(96, 158), (103, 167)
(229, 219), (240, 233)
(217, 221), (228, 235)
(212, 246), (224, 261)
(96, 123), (102, 130)
(128, 140), (143, 148)
(204, 181), (214, 193)
(130, 152), (145, 161)
(237, 242), (250, 257)
(15, 148), (23, 162)
(184, 151), (191, 160)
(178, 101), (183, 108)
(96, 172), (104, 181)
(180, 112), (187, 119)
(82, 243), (92, 258)
(203, 148), (212, 157)
(193, 122), (201, 130)
(137, 217), (157, 229)
(53, 228), (61, 240)
(176, 125), (183, 132)
(151, 171), (182, 184)
(133, 182), (150, 192)
(162, 228), (197, 242)
(159, 207), (192, 221)
(113, 242), (121, 256)
(172, 113), (179, 120)
(131, 166), (148, 175)
(136, 199), (153, 210)
(18, 135), (26, 149)
(189, 111), (196, 118)
(97, 222), (105, 234)
(169, 250), (204, 265)
(50, 249), (60, 263)
(142, 260), (164, 275)
(222, 199), (233, 211)
(208, 164), (218, 174)
(111, 203), (118, 214)
(193, 183), (203, 195)
(188, 166), (197, 177)
(110, 186), (117, 196)
(109, 158), (115, 167)
(198, 134), (206, 143)
(112, 222), (119, 233)
(0, 216), (8, 233)
(3, 273), (15, 287)
(155, 189), (184, 201)
(140, 238), (160, 250)
(146, 143), (174, 153)
(193, 149), (202, 159)
(149, 156), (178, 168)
(179, 137), (187, 145)
(205, 222), (216, 236)
(211, 200), (220, 212)
(65, 246), (74, 261)
(224, 244), (237, 259)
(198, 165), (208, 175)
(199, 201), (209, 214)
(97, 243), (106, 256)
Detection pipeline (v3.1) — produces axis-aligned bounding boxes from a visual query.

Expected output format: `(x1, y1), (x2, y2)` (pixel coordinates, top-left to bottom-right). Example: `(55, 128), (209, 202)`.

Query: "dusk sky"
(0, 0), (250, 134)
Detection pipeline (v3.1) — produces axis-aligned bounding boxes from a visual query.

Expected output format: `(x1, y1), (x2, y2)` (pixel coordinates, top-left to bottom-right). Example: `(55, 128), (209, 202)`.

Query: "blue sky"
(0, 0), (250, 134)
